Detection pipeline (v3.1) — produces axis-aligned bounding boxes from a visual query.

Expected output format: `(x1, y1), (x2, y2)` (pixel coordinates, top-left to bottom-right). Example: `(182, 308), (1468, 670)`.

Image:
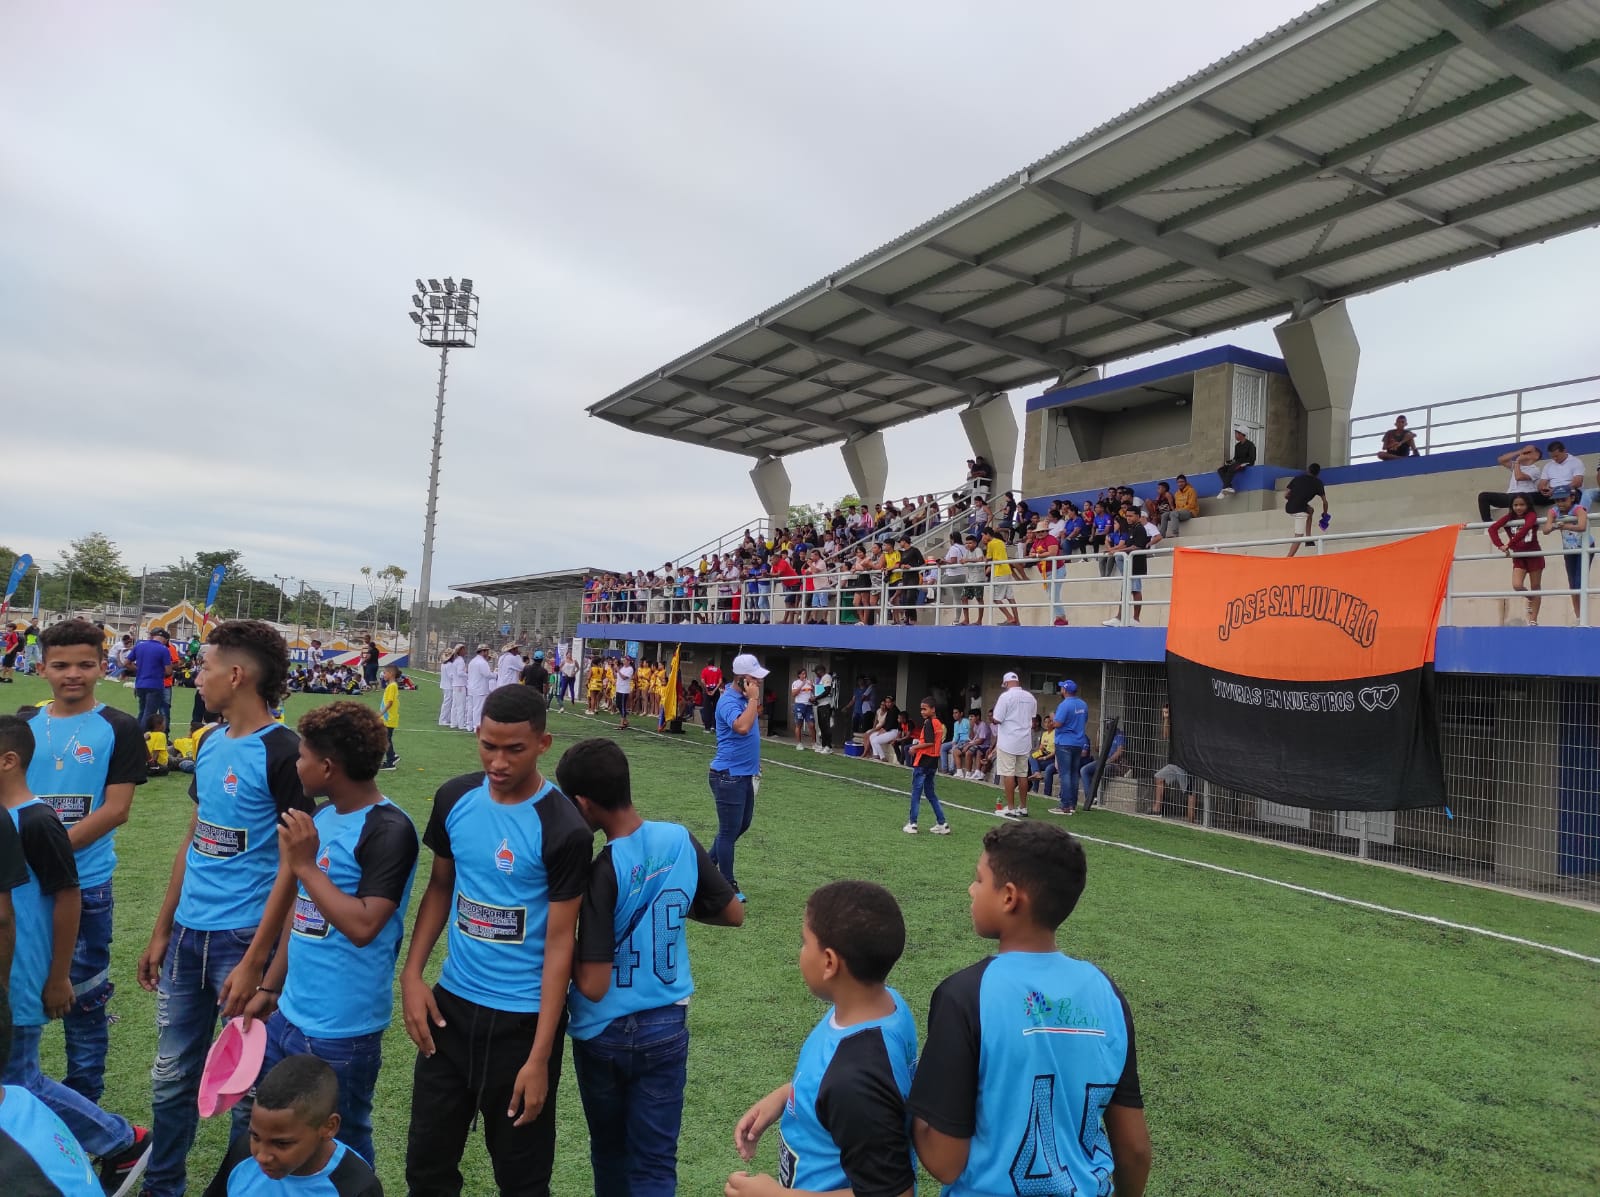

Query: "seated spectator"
(1030, 721), (1058, 797)
(868, 696), (903, 761)
(1377, 415), (1419, 461)
(1541, 440), (1585, 502)
(941, 711), (971, 773)
(1079, 728), (1128, 809)
(1478, 444), (1552, 522)
(1151, 481), (1175, 536)
(1544, 490), (1593, 619)
(1164, 474), (1199, 538)
(1218, 428), (1257, 494)
(1152, 704), (1195, 821)
(967, 454), (995, 495)
(955, 717), (994, 781)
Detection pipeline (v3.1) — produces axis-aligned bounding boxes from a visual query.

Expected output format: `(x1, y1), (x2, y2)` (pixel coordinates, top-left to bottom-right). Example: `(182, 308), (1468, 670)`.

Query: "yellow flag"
(660, 645), (681, 727)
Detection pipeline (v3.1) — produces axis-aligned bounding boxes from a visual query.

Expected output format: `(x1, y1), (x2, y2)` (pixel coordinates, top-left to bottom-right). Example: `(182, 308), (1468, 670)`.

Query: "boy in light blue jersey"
(137, 621), (314, 1197)
(18, 618), (147, 1104)
(557, 737), (744, 1197)
(0, 985), (103, 1197)
(243, 701), (418, 1168)
(911, 821), (1151, 1197)
(729, 881), (918, 1197)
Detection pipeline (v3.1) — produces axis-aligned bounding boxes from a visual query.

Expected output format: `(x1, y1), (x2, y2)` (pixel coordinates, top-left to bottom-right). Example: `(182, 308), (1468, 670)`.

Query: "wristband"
(256, 985), (281, 996)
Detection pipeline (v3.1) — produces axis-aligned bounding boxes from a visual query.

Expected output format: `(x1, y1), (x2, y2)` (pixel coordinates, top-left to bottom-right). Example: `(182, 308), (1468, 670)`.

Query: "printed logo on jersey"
(292, 894), (330, 938)
(73, 743), (95, 766)
(625, 856), (674, 898)
(455, 892), (526, 944)
(317, 848), (331, 874)
(1021, 988), (1106, 1036)
(222, 768), (240, 797)
(778, 1134), (799, 1188)
(495, 838), (515, 874)
(44, 793), (92, 827)
(193, 819), (247, 859)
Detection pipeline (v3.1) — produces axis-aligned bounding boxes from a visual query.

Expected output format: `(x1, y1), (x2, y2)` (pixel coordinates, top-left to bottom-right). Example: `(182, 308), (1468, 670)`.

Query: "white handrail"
(1348, 372), (1600, 459)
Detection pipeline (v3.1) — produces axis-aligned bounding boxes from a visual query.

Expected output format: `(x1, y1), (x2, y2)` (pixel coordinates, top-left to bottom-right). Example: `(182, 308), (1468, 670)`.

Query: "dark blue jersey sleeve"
(816, 1027), (916, 1197)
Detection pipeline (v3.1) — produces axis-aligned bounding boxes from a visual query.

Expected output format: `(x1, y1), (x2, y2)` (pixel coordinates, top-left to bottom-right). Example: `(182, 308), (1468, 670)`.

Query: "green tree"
(58, 532), (132, 602)
(360, 565), (409, 632)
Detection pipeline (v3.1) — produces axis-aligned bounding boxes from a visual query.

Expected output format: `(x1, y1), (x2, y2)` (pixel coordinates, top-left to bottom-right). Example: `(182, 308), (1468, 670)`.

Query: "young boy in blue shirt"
(910, 821), (1152, 1197)
(202, 1054), (382, 1196)
(242, 701), (419, 1167)
(18, 618), (147, 1106)
(0, 713), (151, 1195)
(557, 736), (744, 1197)
(728, 880), (919, 1197)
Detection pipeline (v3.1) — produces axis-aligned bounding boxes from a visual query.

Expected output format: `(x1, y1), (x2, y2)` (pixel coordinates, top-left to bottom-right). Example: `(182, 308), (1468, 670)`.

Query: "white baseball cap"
(732, 652), (770, 679)
(1002, 671), (1019, 683)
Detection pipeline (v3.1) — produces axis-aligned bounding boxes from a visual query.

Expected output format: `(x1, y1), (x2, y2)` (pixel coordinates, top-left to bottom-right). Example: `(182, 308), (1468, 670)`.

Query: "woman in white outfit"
(868, 696), (903, 761)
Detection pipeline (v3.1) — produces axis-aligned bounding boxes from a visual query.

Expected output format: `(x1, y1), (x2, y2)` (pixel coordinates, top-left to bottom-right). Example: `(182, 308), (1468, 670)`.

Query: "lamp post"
(408, 276), (479, 661)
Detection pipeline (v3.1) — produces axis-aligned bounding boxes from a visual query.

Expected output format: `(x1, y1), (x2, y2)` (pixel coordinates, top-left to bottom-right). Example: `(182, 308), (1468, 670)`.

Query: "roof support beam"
(837, 285), (1089, 372)
(955, 258), (1197, 337)
(1566, 38), (1600, 69)
(1411, 0), (1600, 121)
(1054, 282), (1250, 349)
(618, 416), (773, 458)
(1486, 0), (1568, 29)
(665, 375), (870, 435)
(933, 240), (1138, 321)
(766, 322), (987, 396)
(1027, 178), (1323, 304)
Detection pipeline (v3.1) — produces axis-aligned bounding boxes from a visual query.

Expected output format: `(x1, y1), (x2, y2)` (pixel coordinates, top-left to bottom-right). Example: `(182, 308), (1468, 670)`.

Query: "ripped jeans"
(144, 923), (260, 1197)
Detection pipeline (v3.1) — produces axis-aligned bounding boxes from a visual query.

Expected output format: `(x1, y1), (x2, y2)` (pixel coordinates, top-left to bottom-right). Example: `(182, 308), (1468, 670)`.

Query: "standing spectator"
(981, 529), (1020, 627)
(699, 656), (722, 733)
(520, 650), (550, 697)
(1478, 445), (1551, 522)
(1217, 429), (1256, 494)
(464, 644), (493, 731)
(1028, 518), (1067, 626)
(378, 664), (401, 770)
(897, 535), (926, 625)
(361, 636), (381, 691)
(903, 697), (951, 835)
(1544, 491), (1592, 619)
(129, 627), (174, 731)
(558, 651), (578, 709)
(956, 534), (986, 626)
(812, 666), (836, 756)
(1164, 474), (1199, 539)
(614, 656), (634, 730)
(446, 644), (470, 729)
(1, 623), (20, 683)
(437, 646), (459, 728)
(1047, 680), (1090, 815)
(24, 620), (42, 674)
(1489, 495), (1545, 625)
(160, 629), (181, 734)
(790, 668), (816, 752)
(990, 673), (1038, 818)
(1377, 415), (1418, 461)
(1284, 464), (1330, 558)
(708, 654), (766, 904)
(495, 645), (525, 691)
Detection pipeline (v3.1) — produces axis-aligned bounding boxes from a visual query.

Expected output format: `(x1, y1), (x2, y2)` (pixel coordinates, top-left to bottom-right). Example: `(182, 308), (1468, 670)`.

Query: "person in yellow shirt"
(379, 663), (401, 770)
(146, 712), (172, 776)
(587, 661), (605, 713)
(982, 527), (1020, 625)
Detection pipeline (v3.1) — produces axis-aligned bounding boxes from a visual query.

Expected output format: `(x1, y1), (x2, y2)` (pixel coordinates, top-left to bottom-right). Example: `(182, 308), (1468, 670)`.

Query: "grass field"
(13, 670), (1600, 1196)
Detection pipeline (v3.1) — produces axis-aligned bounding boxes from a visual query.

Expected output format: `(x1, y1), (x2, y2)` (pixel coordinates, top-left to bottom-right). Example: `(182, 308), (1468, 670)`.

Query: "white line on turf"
(560, 710), (1600, 967)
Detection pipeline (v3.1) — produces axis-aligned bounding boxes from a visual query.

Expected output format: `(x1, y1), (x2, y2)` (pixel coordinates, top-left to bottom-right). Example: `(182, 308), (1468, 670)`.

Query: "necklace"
(42, 702), (83, 771)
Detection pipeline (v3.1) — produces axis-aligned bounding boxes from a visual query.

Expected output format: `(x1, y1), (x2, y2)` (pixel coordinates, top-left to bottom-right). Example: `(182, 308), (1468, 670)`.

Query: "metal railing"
(665, 519), (772, 573)
(581, 520), (1597, 630)
(1349, 372), (1600, 461)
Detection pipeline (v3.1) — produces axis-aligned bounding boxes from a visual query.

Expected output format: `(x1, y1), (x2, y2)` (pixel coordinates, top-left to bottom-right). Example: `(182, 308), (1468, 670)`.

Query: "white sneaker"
(902, 822), (918, 834)
(819, 747), (832, 755)
(795, 744), (806, 752)
(1221, 487), (1235, 495)
(931, 823), (952, 835)
(1102, 617), (1123, 627)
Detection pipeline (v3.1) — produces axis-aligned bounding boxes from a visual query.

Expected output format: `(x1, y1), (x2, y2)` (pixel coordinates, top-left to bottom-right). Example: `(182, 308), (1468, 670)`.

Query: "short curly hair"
(40, 618), (105, 659)
(208, 620), (290, 706)
(297, 701), (388, 781)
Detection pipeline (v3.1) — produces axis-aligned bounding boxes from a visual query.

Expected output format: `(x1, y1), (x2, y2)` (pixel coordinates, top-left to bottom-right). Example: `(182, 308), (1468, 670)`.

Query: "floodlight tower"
(407, 276), (479, 660)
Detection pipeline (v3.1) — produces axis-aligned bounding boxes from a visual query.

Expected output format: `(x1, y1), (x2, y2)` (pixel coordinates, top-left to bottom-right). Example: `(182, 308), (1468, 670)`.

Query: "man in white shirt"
(557, 654), (578, 709)
(495, 644), (524, 691)
(790, 668), (815, 751)
(438, 646), (459, 727)
(1478, 444), (1555, 521)
(615, 656), (635, 728)
(991, 671), (1039, 818)
(1541, 440), (1585, 501)
(447, 644), (470, 729)
(940, 533), (966, 626)
(465, 644), (494, 731)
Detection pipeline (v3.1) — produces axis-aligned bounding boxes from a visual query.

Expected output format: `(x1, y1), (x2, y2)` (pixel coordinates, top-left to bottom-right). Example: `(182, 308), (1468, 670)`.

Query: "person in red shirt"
(1488, 493), (1545, 626)
(1027, 519), (1067, 625)
(699, 658), (723, 733)
(904, 697), (950, 834)
(770, 555), (800, 624)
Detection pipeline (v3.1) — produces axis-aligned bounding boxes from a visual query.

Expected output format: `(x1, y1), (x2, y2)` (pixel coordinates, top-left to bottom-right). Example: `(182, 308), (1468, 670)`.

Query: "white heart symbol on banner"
(1359, 685), (1400, 712)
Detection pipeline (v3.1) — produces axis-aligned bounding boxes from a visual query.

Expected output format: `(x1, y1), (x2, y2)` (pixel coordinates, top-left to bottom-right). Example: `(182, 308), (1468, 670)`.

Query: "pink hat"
(197, 1017), (267, 1117)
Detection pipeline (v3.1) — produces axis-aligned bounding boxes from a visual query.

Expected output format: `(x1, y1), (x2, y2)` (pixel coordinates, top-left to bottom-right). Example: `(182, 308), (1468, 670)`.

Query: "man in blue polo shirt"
(1048, 679), (1090, 815)
(129, 628), (173, 731)
(401, 684), (592, 1197)
(708, 652), (766, 905)
(19, 618), (146, 1106)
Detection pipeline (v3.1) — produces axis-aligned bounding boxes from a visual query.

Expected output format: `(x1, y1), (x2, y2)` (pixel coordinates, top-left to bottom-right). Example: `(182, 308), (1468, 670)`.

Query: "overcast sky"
(4, 1), (1597, 599)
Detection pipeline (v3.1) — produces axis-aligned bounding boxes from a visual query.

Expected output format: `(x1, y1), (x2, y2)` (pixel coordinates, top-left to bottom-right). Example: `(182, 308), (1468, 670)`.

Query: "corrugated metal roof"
(591, 0), (1600, 458)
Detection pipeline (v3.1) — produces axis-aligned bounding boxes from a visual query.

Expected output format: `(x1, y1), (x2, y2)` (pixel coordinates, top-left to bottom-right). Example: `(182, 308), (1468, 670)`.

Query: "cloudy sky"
(5, 1), (1597, 599)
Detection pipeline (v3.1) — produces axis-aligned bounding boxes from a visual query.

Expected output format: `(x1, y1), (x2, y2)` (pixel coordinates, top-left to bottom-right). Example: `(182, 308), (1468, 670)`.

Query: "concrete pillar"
(1274, 301), (1359, 468)
(749, 455), (791, 529)
(841, 431), (888, 506)
(960, 392), (1019, 497)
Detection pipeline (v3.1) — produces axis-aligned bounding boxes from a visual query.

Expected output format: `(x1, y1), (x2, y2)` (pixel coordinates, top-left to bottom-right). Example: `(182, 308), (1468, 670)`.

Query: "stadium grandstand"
(507, 0), (1600, 901)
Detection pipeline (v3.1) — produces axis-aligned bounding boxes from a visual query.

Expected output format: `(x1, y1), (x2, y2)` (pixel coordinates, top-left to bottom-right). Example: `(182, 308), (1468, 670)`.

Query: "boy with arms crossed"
(137, 621), (314, 1197)
(911, 821), (1151, 1196)
(401, 685), (592, 1197)
(19, 618), (146, 1104)
(241, 701), (419, 1167)
(557, 737), (744, 1197)
(729, 880), (918, 1197)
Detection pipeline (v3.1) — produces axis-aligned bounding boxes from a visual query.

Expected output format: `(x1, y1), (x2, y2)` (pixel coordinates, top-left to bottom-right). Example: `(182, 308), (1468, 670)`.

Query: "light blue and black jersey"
(201, 1136), (383, 1196)
(567, 820), (734, 1040)
(424, 772), (593, 1014)
(910, 952), (1142, 1197)
(778, 989), (919, 1197)
(20, 703), (146, 888)
(279, 799), (419, 1039)
(176, 723), (312, 932)
(0, 1083), (101, 1196)
(6, 799), (80, 1027)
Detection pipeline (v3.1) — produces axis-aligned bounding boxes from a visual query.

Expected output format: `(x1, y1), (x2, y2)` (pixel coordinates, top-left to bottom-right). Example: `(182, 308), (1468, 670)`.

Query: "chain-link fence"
(1098, 663), (1600, 905)
(415, 588), (582, 669)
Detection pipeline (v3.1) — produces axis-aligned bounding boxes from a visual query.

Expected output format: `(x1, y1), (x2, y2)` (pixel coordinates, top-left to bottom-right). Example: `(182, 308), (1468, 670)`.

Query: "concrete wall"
(1264, 369), (1308, 469)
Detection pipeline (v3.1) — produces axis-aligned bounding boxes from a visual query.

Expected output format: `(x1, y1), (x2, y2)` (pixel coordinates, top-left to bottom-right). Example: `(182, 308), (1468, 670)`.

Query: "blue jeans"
(1054, 745), (1085, 809)
(146, 923), (260, 1197)
(708, 770), (755, 889)
(909, 766), (947, 826)
(62, 882), (115, 1102)
(136, 686), (164, 730)
(1030, 757), (1058, 797)
(261, 1011), (384, 1167)
(4, 1022), (134, 1157)
(571, 1004), (689, 1197)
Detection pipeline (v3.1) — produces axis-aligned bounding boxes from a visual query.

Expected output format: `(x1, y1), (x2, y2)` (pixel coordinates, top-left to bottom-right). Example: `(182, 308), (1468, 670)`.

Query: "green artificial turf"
(13, 671), (1599, 1196)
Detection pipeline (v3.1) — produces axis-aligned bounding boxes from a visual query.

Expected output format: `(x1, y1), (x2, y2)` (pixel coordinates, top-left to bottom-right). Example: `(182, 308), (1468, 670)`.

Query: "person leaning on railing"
(1543, 490), (1592, 621)
(1488, 494), (1546, 627)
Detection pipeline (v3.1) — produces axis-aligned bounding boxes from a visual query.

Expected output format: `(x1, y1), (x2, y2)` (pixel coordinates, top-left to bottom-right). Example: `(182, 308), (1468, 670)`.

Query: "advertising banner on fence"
(1166, 526), (1457, 811)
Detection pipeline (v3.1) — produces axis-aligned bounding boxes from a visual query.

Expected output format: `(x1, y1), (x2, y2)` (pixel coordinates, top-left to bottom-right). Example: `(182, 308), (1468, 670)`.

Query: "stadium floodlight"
(404, 274), (480, 669)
